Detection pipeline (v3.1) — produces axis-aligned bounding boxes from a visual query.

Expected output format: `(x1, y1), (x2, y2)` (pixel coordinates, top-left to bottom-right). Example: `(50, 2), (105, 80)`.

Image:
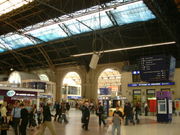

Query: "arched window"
(39, 74), (49, 81)
(98, 68), (121, 96)
(61, 72), (81, 99)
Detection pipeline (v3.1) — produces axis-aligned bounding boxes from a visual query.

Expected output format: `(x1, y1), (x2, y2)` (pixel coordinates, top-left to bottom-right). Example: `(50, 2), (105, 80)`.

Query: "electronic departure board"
(139, 55), (176, 82)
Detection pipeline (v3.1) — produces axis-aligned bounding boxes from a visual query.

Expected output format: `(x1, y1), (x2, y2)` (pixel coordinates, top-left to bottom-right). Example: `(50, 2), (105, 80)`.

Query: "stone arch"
(95, 65), (122, 86)
(94, 64), (122, 98)
(59, 69), (84, 99)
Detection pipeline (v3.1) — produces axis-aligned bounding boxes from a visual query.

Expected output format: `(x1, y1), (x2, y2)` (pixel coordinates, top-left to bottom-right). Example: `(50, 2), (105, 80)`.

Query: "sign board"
(7, 90), (16, 97)
(128, 82), (175, 87)
(139, 55), (176, 82)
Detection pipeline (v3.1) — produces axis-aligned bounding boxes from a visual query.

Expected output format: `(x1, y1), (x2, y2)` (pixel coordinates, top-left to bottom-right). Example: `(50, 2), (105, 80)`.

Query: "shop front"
(0, 87), (44, 107)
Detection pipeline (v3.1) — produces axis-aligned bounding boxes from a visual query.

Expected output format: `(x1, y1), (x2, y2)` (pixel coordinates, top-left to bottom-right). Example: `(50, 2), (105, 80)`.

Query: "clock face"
(7, 90), (16, 97)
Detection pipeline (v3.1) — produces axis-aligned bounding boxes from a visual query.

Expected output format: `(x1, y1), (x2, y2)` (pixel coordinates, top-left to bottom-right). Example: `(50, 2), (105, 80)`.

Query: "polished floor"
(8, 109), (180, 135)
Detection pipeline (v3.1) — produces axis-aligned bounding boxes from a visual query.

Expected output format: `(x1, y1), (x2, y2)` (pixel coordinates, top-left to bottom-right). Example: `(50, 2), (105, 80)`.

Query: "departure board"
(139, 55), (176, 82)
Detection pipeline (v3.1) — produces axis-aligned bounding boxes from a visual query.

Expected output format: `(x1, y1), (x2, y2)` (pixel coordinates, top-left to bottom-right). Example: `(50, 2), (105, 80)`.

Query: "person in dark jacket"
(124, 103), (135, 125)
(59, 102), (68, 123)
(135, 103), (141, 124)
(19, 103), (29, 135)
(97, 102), (106, 126)
(54, 102), (60, 121)
(39, 101), (57, 135)
(81, 101), (90, 131)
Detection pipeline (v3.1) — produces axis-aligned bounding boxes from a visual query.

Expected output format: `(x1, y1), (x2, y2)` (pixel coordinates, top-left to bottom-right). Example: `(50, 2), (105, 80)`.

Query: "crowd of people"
(0, 100), (72, 135)
(0, 99), (149, 135)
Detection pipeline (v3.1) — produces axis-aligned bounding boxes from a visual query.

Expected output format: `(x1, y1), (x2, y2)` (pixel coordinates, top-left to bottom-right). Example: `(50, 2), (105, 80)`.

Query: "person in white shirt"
(0, 103), (8, 135)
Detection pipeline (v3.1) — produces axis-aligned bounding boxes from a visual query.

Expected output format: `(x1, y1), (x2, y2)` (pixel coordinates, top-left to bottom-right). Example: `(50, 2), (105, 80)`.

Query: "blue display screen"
(139, 55), (176, 82)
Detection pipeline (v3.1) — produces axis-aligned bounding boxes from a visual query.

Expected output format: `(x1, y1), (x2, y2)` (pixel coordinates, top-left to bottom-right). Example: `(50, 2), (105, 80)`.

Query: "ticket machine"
(156, 91), (172, 122)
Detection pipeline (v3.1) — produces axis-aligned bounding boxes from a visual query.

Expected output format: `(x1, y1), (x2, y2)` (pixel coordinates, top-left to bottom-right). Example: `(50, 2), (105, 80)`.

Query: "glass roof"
(0, 0), (156, 53)
(0, 0), (34, 16)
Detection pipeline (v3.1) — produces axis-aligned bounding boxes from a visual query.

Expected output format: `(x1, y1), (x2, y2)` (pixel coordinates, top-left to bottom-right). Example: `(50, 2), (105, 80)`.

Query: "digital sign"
(139, 55), (176, 82)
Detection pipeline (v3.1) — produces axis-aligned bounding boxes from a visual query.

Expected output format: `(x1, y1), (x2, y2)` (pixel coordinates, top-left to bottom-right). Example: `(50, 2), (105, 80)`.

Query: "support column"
(55, 70), (61, 102)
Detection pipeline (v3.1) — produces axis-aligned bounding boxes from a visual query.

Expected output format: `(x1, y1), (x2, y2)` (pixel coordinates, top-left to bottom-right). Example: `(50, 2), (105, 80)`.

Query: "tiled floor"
(8, 109), (180, 135)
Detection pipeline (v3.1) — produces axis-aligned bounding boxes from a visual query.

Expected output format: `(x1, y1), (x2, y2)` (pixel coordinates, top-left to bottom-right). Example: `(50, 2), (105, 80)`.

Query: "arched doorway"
(61, 72), (81, 100)
(98, 68), (124, 108)
(98, 68), (121, 97)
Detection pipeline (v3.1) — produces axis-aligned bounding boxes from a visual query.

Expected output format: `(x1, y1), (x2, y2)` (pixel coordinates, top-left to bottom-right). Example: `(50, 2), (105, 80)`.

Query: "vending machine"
(156, 91), (172, 122)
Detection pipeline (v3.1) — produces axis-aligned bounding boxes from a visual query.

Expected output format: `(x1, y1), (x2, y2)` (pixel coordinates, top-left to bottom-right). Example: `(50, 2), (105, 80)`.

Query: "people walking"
(54, 101), (60, 121)
(59, 102), (68, 123)
(38, 101), (56, 135)
(144, 104), (149, 116)
(20, 103), (29, 135)
(112, 106), (123, 135)
(11, 101), (21, 135)
(124, 103), (135, 125)
(135, 103), (141, 124)
(97, 102), (106, 126)
(0, 103), (8, 135)
(81, 102), (90, 131)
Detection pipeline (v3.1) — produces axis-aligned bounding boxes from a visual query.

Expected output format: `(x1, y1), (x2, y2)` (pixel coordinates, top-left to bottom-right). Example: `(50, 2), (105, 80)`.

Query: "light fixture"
(71, 41), (176, 57)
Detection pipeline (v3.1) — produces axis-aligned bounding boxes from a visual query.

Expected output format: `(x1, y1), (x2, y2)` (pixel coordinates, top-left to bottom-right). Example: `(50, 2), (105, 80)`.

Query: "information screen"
(139, 55), (176, 82)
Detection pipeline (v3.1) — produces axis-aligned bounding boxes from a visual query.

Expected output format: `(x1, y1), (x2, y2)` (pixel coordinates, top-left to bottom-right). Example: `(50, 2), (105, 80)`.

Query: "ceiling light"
(71, 41), (176, 57)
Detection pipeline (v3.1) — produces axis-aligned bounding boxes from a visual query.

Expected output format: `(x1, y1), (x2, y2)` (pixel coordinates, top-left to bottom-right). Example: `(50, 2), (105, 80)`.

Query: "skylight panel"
(0, 44), (5, 52)
(111, 1), (155, 25)
(0, 0), (34, 16)
(27, 24), (68, 42)
(61, 11), (113, 35)
(0, 0), (156, 53)
(0, 33), (35, 49)
(0, 38), (12, 50)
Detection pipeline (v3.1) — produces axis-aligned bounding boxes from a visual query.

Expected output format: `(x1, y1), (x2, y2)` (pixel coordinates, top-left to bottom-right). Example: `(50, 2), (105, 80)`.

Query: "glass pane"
(0, 34), (35, 49)
(27, 24), (68, 42)
(111, 1), (155, 25)
(64, 11), (113, 35)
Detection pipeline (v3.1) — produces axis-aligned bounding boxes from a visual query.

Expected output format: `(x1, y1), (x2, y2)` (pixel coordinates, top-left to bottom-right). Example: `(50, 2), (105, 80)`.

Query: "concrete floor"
(8, 109), (180, 135)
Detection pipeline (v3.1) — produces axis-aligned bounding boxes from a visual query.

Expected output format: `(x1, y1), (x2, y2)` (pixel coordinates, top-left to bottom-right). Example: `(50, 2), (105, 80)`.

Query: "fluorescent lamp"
(71, 41), (176, 57)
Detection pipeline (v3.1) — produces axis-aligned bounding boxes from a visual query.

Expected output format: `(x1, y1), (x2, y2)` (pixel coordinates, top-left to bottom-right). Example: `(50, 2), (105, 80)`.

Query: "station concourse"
(0, 0), (180, 135)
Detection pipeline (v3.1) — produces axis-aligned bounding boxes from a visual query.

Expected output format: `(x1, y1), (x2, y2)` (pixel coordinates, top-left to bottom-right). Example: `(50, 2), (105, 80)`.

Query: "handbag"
(106, 124), (112, 135)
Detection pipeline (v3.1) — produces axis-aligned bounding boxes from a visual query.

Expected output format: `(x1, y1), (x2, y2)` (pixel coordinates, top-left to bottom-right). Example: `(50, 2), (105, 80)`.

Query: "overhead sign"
(139, 55), (176, 82)
(128, 82), (175, 87)
(7, 90), (16, 97)
(68, 96), (81, 99)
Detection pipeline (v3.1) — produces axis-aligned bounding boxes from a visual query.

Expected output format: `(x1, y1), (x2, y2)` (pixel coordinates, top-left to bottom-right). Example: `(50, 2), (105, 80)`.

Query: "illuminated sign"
(128, 82), (175, 87)
(7, 90), (16, 97)
(16, 93), (35, 97)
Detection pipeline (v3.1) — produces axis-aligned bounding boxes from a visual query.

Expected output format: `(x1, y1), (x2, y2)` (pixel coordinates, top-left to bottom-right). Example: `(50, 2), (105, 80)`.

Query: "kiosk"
(156, 91), (172, 122)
